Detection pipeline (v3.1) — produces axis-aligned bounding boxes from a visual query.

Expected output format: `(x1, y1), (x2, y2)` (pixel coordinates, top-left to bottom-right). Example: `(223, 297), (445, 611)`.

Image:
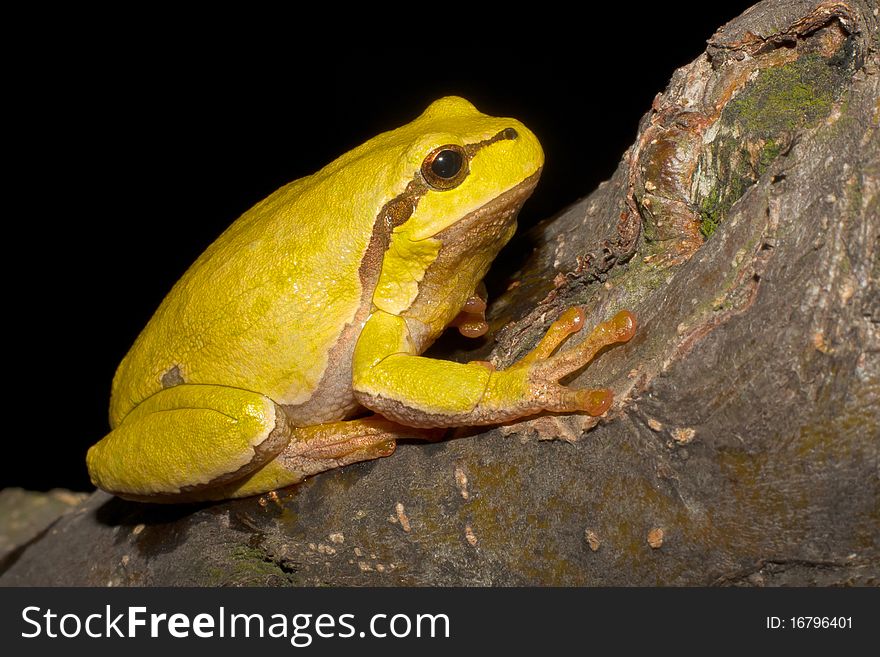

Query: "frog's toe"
(571, 388), (614, 416)
(451, 293), (489, 338)
(530, 379), (614, 416)
(532, 309), (636, 380)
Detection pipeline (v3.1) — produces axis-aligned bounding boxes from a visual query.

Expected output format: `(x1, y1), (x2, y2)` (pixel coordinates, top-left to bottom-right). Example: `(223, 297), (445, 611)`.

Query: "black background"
(7, 4), (755, 492)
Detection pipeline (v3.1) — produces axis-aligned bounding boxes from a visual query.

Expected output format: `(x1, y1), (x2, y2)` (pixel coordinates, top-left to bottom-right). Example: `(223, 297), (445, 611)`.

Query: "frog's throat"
(399, 168), (542, 352)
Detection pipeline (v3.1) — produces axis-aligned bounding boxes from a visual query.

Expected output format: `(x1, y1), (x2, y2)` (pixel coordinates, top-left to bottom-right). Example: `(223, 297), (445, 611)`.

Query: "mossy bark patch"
(698, 52), (851, 239)
(725, 53), (847, 138)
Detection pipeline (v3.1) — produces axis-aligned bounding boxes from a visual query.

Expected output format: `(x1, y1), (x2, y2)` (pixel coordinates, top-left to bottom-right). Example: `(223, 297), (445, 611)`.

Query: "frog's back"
(109, 158), (397, 428)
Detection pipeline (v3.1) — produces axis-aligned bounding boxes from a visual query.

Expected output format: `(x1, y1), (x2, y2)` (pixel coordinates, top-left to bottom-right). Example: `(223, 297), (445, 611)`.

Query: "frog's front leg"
(352, 308), (636, 428)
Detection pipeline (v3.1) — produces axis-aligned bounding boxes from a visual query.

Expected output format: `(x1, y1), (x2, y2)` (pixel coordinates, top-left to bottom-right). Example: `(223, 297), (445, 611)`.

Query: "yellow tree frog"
(87, 97), (636, 502)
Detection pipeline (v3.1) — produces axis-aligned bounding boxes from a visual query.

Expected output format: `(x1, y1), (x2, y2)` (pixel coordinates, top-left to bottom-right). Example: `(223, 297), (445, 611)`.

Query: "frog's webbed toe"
(450, 282), (489, 338)
(523, 308), (636, 416)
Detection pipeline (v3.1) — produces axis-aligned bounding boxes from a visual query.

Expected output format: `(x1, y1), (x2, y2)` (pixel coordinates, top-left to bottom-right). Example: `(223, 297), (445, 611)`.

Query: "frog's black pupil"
(431, 150), (463, 179)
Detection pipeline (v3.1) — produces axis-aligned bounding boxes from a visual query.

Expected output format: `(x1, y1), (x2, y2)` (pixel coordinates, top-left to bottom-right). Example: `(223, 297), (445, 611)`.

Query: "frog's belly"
(279, 314), (365, 426)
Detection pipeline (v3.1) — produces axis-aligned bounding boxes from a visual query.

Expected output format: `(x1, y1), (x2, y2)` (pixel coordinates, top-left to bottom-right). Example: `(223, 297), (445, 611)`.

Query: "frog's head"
(391, 96), (544, 241)
(366, 96), (545, 341)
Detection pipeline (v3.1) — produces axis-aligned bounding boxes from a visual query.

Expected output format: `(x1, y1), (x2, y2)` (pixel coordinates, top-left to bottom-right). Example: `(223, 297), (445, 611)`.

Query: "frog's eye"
(421, 144), (469, 190)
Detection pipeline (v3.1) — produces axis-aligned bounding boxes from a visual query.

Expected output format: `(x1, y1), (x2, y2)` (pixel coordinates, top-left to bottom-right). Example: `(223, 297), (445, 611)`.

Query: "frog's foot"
(472, 308), (635, 420)
(450, 283), (489, 338)
(216, 416), (434, 500)
(521, 308), (636, 416)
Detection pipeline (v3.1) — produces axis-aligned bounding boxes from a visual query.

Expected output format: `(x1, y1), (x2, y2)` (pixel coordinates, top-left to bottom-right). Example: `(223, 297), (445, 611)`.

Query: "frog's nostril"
(502, 127), (519, 140)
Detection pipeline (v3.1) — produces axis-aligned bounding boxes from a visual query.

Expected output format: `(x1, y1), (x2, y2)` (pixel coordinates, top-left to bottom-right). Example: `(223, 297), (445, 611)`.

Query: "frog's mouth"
(432, 168), (542, 247)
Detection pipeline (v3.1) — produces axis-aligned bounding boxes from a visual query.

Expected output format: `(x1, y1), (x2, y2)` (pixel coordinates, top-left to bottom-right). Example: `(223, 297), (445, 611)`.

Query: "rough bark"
(0, 489), (87, 574)
(2, 0), (877, 586)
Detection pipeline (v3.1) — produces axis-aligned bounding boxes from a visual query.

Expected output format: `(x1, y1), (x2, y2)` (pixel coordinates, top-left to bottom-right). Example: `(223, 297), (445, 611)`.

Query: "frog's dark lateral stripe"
(400, 168), (542, 339)
(356, 125), (520, 290)
(464, 127), (519, 158)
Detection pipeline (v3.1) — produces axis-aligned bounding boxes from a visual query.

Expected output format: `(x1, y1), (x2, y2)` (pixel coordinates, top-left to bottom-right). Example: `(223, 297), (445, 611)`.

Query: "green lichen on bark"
(698, 52), (849, 239)
(699, 138), (783, 239)
(223, 544), (298, 585)
(725, 53), (844, 137)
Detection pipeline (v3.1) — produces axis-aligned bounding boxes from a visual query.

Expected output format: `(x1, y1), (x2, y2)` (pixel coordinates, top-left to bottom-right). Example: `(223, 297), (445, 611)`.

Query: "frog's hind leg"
(212, 416), (431, 500)
(87, 384), (293, 503)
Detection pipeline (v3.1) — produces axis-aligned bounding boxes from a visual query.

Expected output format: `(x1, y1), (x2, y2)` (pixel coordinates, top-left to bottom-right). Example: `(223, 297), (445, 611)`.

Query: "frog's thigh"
(87, 384), (291, 500)
(212, 416), (425, 500)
